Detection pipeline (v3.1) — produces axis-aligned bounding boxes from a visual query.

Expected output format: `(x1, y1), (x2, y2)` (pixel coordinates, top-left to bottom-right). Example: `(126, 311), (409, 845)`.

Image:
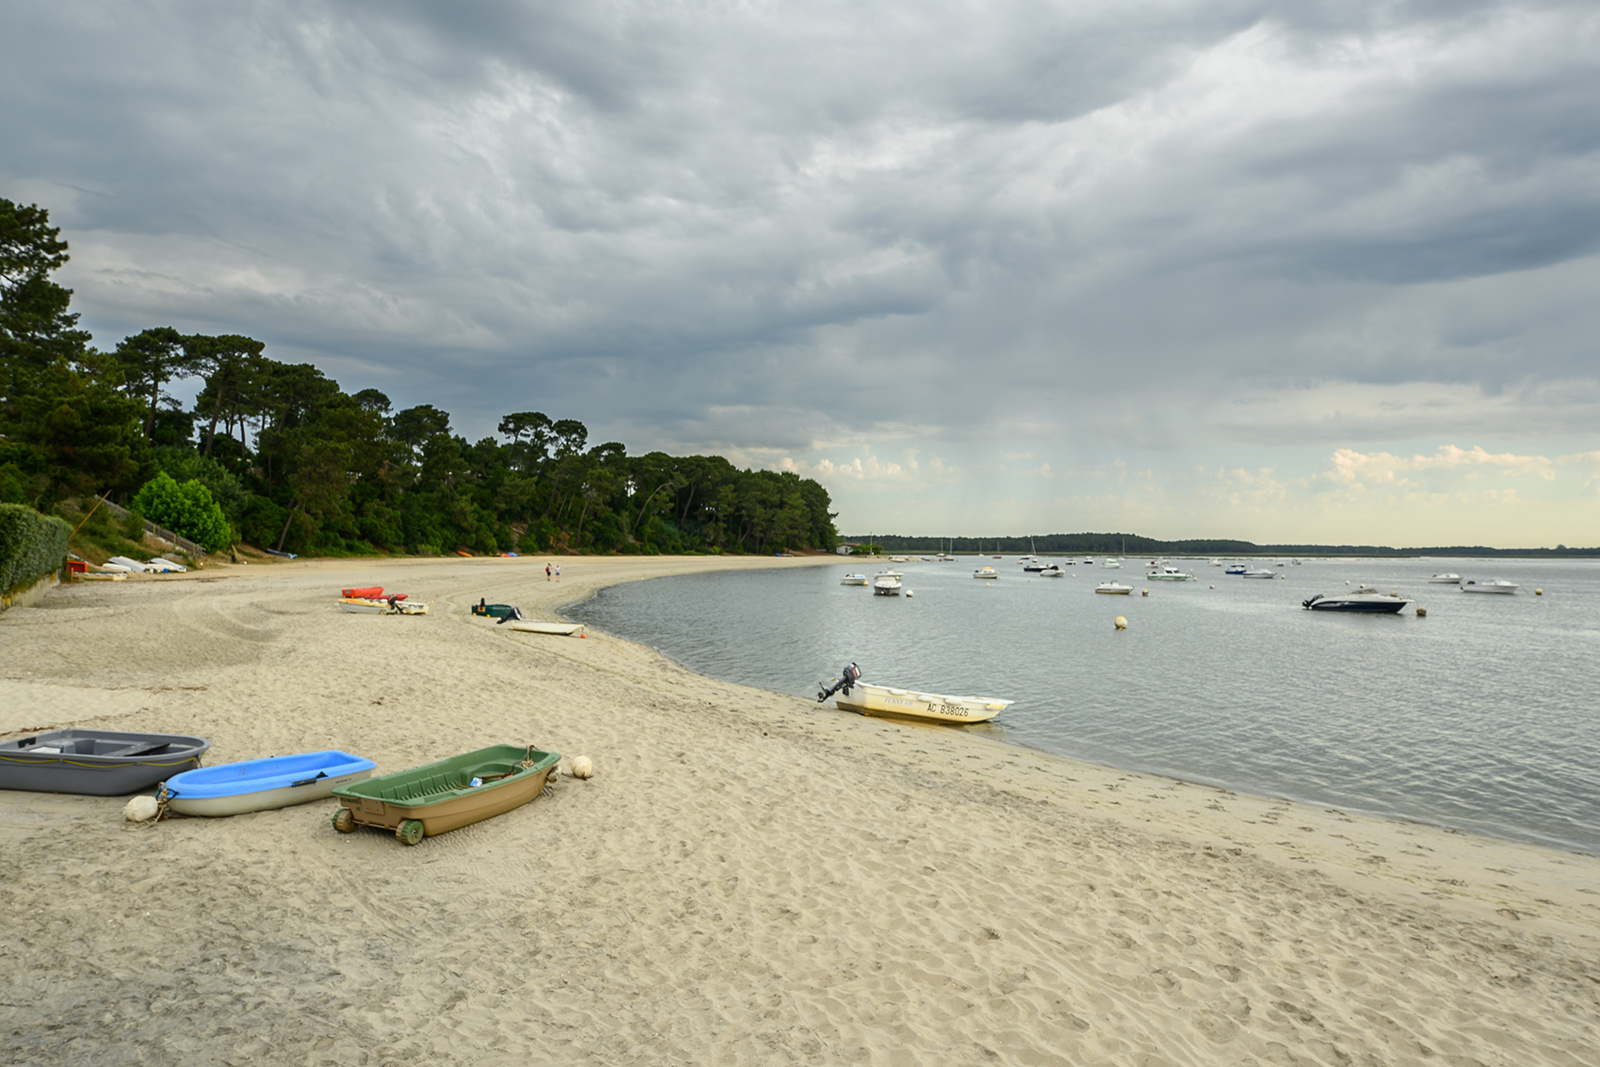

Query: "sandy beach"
(2, 554), (1596, 1066)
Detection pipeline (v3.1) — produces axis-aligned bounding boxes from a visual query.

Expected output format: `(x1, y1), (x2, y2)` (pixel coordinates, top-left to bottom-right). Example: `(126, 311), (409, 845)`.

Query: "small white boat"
(1039, 564), (1065, 577)
(1080, 558), (1095, 566)
(97, 562), (132, 573)
(834, 682), (1012, 724)
(1146, 565), (1193, 581)
(1102, 559), (1122, 569)
(840, 573), (869, 586)
(505, 619), (585, 635)
(1095, 582), (1133, 594)
(1224, 564), (1246, 575)
(1241, 568), (1278, 579)
(973, 566), (999, 579)
(1460, 578), (1518, 594)
(108, 556), (148, 572)
(873, 575), (903, 595)
(145, 557), (188, 573)
(338, 597), (428, 615)
(889, 556), (909, 563)
(1428, 573), (1462, 583)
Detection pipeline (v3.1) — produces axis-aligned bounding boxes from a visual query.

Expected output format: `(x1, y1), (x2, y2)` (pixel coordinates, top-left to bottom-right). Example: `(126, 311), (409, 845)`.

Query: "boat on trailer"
(331, 744), (561, 845)
(163, 750), (376, 816)
(0, 729), (209, 796)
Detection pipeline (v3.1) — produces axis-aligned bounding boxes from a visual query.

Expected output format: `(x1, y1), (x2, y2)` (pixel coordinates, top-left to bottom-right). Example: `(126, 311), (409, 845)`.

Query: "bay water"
(569, 556), (1600, 854)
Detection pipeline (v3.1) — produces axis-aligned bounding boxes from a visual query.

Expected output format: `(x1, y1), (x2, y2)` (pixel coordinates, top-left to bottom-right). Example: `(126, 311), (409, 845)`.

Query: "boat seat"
(97, 741), (173, 758)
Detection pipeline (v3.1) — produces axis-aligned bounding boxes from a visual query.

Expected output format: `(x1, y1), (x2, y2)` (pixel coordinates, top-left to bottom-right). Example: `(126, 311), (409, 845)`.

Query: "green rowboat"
(331, 744), (560, 845)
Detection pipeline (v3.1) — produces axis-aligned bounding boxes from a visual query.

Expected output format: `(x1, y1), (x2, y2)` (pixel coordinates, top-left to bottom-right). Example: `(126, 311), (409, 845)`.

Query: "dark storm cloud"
(3, 0), (1597, 455)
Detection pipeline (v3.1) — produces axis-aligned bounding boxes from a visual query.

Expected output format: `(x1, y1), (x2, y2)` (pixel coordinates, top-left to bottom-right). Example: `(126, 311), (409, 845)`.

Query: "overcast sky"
(5, 1), (1598, 545)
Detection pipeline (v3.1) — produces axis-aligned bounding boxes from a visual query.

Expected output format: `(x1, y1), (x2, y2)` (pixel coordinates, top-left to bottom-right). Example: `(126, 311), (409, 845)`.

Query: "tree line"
(1, 198), (837, 556)
(850, 534), (1598, 556)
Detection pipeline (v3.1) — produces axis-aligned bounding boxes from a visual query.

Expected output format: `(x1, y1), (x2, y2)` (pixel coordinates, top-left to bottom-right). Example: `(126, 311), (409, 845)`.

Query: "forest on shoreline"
(1, 199), (837, 558)
(847, 534), (1599, 557)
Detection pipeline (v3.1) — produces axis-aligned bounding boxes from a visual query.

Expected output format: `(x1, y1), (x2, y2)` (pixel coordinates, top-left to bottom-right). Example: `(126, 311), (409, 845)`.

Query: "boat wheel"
(395, 819), (425, 846)
(332, 808), (356, 834)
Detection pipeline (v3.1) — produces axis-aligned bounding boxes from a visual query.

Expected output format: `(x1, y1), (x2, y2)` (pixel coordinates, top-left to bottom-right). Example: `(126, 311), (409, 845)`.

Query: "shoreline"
(3, 554), (1596, 1064)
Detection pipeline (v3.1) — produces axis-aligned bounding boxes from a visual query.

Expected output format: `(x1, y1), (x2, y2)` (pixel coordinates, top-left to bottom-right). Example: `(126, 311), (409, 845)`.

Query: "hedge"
(0, 503), (72, 595)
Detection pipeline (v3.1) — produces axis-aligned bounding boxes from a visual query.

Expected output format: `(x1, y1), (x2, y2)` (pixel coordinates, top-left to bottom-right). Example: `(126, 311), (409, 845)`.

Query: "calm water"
(570, 557), (1600, 853)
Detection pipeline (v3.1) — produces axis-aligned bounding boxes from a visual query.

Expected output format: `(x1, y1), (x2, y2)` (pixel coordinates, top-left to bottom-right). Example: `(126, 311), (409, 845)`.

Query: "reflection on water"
(570, 558), (1600, 853)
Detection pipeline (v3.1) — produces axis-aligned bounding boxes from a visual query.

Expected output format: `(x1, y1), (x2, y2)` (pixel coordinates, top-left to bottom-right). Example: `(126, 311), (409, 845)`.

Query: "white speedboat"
(1241, 568), (1278, 579)
(873, 574), (903, 595)
(1080, 558), (1094, 566)
(840, 573), (869, 586)
(1427, 573), (1461, 583)
(505, 619), (584, 635)
(1224, 564), (1246, 575)
(1038, 564), (1065, 577)
(1102, 559), (1122, 569)
(1460, 578), (1518, 594)
(1146, 565), (1193, 581)
(1095, 582), (1133, 594)
(973, 566), (999, 579)
(1303, 589), (1411, 613)
(833, 682), (1012, 724)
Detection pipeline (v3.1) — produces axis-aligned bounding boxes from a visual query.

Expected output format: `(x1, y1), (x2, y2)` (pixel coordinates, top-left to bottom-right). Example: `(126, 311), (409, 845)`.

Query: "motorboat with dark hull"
(1302, 589), (1411, 613)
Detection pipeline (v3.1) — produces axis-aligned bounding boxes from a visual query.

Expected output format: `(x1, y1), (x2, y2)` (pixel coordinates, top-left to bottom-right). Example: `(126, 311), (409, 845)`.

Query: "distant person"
(555, 564), (561, 581)
(546, 562), (552, 580)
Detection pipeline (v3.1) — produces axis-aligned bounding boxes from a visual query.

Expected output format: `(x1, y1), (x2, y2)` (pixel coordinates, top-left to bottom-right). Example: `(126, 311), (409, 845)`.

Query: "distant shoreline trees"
(0, 198), (837, 557)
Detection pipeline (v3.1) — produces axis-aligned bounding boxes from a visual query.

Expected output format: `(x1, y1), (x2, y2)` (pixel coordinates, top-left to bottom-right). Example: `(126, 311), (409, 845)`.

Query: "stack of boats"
(0, 727), (562, 847)
(338, 586), (428, 614)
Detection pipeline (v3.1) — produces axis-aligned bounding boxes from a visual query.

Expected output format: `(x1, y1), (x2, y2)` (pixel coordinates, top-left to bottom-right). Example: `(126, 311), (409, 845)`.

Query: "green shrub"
(0, 503), (72, 594)
(131, 472), (233, 552)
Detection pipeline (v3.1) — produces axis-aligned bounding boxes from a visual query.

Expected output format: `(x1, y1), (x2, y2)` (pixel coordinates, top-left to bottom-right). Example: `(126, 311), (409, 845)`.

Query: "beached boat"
(833, 682), (1012, 725)
(0, 729), (209, 796)
(1146, 565), (1194, 581)
(1427, 573), (1462, 583)
(331, 744), (561, 845)
(504, 619), (585, 636)
(163, 750), (376, 816)
(471, 600), (518, 617)
(339, 596), (427, 615)
(840, 573), (869, 586)
(144, 558), (187, 573)
(1461, 579), (1518, 594)
(108, 556), (147, 572)
(1302, 590), (1411, 613)
(1095, 582), (1133, 594)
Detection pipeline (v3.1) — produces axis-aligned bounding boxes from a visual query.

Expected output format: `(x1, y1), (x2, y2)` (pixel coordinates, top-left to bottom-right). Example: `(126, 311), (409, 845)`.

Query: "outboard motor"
(496, 606), (524, 624)
(817, 662), (861, 702)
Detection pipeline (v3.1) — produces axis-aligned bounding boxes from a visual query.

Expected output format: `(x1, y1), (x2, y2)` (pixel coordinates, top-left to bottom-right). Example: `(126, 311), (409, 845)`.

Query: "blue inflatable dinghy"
(163, 750), (376, 816)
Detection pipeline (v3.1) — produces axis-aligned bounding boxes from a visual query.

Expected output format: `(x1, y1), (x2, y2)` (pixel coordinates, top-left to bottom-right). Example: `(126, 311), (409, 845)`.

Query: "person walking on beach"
(554, 564), (561, 581)
(546, 562), (551, 581)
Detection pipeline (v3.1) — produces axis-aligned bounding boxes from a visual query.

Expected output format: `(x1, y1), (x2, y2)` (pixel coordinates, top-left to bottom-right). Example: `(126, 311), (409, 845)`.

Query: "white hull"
(1461, 580), (1517, 594)
(973, 567), (999, 579)
(873, 579), (902, 595)
(1427, 574), (1462, 583)
(338, 598), (388, 614)
(167, 769), (374, 817)
(840, 574), (869, 586)
(506, 620), (585, 635)
(1095, 583), (1133, 594)
(835, 682), (1011, 724)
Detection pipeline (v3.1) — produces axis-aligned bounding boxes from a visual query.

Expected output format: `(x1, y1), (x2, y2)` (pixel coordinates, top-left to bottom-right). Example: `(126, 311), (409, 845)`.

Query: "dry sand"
(2, 555), (1596, 1066)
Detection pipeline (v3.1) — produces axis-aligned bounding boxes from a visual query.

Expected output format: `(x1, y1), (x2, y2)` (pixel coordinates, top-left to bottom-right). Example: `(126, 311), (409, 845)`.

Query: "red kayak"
(340, 587), (406, 601)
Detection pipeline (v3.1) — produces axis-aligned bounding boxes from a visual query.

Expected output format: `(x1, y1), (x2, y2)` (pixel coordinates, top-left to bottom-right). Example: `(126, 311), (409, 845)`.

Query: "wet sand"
(2, 555), (1597, 1065)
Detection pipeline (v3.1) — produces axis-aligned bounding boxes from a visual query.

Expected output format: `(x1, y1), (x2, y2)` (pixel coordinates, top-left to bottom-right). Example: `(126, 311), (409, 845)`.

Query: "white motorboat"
(1146, 565), (1193, 581)
(833, 682), (1012, 724)
(505, 619), (584, 635)
(840, 573), (869, 586)
(1210, 559), (1222, 567)
(1095, 582), (1133, 594)
(1080, 558), (1094, 566)
(873, 574), (903, 595)
(1038, 564), (1065, 577)
(1302, 589), (1411, 613)
(1460, 578), (1518, 594)
(1241, 569), (1278, 579)
(889, 556), (909, 563)
(973, 566), (999, 579)
(1102, 558), (1122, 569)
(1224, 564), (1246, 574)
(1427, 573), (1462, 583)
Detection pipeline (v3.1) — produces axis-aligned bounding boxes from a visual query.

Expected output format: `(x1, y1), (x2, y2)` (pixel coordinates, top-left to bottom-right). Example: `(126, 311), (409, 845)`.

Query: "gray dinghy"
(0, 729), (210, 795)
